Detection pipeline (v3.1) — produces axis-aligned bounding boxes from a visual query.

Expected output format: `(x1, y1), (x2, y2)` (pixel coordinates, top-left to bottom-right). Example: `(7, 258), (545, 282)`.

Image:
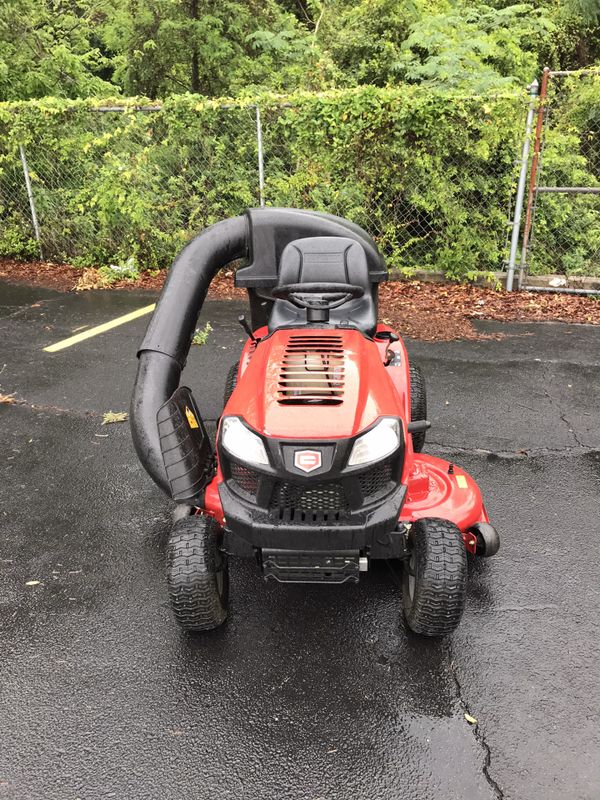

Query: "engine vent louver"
(278, 335), (345, 405)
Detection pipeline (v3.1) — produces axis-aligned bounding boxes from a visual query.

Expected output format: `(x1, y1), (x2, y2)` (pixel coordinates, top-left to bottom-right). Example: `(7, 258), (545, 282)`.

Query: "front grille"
(278, 334), (345, 405)
(226, 458), (397, 521)
(270, 480), (349, 513)
(230, 462), (259, 496)
(358, 460), (393, 498)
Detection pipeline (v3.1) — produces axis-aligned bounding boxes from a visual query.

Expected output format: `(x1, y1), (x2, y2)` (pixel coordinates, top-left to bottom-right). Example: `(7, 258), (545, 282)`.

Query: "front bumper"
(219, 479), (407, 555)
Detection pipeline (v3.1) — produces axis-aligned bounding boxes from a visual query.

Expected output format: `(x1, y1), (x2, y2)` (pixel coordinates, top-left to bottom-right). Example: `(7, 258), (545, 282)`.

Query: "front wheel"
(402, 518), (467, 637)
(167, 515), (229, 631)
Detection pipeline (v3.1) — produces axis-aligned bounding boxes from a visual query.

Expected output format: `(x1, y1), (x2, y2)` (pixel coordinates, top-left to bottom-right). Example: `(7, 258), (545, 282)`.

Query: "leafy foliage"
(0, 87), (528, 278)
(192, 321), (213, 345)
(0, 1), (118, 101)
(0, 0), (598, 278)
(0, 0), (598, 102)
(260, 86), (527, 278)
(0, 0), (311, 102)
(397, 4), (555, 91)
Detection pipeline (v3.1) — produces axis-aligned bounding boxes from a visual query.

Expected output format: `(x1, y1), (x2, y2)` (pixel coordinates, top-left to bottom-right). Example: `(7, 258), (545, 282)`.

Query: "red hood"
(225, 329), (404, 439)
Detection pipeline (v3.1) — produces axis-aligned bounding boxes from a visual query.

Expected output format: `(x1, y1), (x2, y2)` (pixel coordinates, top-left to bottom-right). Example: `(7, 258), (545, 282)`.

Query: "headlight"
(221, 417), (269, 466)
(348, 418), (400, 467)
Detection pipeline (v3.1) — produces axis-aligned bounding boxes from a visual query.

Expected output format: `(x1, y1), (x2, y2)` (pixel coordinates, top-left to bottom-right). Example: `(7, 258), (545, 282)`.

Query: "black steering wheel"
(271, 282), (364, 310)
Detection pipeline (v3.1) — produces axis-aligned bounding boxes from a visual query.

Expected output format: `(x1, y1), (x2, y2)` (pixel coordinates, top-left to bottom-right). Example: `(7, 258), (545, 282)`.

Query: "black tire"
(223, 361), (239, 406)
(409, 363), (427, 453)
(167, 515), (229, 631)
(402, 518), (467, 637)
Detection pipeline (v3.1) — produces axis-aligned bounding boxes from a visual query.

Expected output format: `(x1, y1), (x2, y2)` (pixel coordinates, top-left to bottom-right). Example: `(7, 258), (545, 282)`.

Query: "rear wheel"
(409, 364), (427, 453)
(402, 518), (467, 637)
(167, 515), (229, 631)
(223, 361), (239, 406)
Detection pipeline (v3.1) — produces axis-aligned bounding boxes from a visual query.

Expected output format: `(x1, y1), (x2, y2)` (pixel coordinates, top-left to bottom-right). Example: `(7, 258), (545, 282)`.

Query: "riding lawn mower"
(131, 208), (499, 637)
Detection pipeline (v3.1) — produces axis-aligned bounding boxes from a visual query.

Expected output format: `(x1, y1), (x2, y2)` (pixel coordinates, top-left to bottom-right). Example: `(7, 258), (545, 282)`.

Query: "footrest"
(262, 549), (360, 584)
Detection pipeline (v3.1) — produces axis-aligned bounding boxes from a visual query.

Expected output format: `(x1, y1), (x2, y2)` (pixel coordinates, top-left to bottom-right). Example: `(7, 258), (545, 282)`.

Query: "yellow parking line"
(43, 303), (156, 352)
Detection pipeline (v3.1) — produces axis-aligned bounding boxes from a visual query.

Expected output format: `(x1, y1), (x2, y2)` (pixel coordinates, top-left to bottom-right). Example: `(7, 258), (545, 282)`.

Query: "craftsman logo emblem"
(294, 449), (322, 473)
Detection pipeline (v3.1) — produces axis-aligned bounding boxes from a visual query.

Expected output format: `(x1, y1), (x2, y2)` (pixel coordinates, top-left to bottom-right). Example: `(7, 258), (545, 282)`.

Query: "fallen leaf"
(0, 393), (16, 404)
(1, 256), (599, 342)
(102, 411), (128, 425)
(464, 712), (478, 725)
(75, 268), (112, 292)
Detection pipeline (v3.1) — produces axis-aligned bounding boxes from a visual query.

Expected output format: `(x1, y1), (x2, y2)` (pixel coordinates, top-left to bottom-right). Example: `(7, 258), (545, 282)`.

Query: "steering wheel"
(271, 282), (364, 310)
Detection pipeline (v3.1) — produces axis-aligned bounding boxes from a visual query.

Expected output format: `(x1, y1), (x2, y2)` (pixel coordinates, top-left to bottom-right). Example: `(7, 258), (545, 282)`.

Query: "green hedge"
(0, 96), (260, 270)
(0, 84), (597, 278)
(260, 87), (524, 280)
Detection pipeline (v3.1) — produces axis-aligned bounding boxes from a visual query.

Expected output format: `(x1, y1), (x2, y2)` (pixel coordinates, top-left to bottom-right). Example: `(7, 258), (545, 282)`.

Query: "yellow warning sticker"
(185, 406), (199, 429)
(456, 474), (468, 489)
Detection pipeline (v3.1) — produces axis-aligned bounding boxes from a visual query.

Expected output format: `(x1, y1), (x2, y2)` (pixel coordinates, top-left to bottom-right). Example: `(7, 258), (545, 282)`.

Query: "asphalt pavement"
(1, 281), (599, 800)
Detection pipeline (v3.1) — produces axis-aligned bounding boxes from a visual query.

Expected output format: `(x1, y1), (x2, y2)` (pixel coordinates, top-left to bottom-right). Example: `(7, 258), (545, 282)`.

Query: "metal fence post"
(518, 67), (550, 289)
(19, 144), (43, 260)
(255, 105), (265, 207)
(506, 79), (538, 291)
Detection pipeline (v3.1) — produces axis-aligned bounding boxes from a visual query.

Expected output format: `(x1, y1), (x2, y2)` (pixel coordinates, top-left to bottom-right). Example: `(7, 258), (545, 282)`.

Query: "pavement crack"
(427, 440), (597, 459)
(541, 364), (589, 451)
(559, 412), (586, 448)
(0, 395), (102, 420)
(0, 296), (65, 321)
(447, 655), (504, 800)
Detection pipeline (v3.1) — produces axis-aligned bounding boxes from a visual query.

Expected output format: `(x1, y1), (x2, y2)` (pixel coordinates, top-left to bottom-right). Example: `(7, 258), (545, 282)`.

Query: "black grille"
(230, 463), (259, 496)
(358, 460), (394, 499)
(270, 480), (349, 513)
(227, 458), (396, 519)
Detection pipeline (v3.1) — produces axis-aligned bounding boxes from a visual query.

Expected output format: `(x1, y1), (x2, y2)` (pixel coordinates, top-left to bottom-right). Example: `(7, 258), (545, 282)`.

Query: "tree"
(0, 0), (598, 102)
(0, 0), (117, 100)
(99, 0), (310, 97)
(396, 3), (555, 91)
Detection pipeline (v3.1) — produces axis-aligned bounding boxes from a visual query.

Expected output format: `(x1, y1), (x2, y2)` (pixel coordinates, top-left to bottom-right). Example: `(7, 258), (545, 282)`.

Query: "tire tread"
(403, 517), (467, 637)
(409, 363), (427, 453)
(167, 516), (228, 631)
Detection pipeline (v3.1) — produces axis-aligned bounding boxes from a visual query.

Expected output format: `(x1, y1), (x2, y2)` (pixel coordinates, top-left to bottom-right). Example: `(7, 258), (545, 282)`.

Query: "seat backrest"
(278, 236), (371, 287)
(268, 237), (377, 335)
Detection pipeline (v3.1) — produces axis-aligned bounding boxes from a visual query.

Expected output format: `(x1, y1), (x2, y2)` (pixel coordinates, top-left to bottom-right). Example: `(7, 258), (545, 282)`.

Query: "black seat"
(268, 236), (377, 335)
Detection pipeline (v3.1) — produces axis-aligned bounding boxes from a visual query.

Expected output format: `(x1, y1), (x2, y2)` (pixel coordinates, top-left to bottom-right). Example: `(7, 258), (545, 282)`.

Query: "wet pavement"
(1, 283), (599, 800)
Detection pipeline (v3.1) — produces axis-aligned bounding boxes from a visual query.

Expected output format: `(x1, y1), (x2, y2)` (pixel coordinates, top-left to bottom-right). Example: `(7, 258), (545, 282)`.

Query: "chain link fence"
(259, 94), (529, 280)
(521, 69), (600, 287)
(0, 102), (260, 268)
(0, 89), (534, 279)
